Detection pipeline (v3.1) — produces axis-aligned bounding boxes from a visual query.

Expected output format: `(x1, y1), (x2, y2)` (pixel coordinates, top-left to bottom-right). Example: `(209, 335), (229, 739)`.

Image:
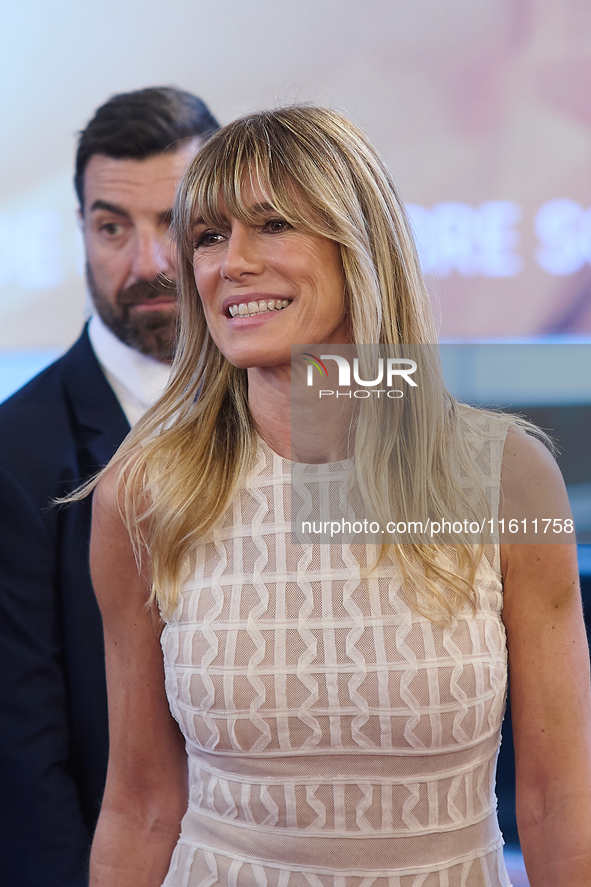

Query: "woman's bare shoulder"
(90, 456), (153, 616)
(92, 462), (123, 511)
(92, 447), (151, 531)
(501, 423), (569, 519)
(502, 422), (557, 470)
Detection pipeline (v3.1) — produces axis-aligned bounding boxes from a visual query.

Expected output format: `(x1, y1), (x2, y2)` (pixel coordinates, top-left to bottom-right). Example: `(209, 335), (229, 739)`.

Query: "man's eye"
(100, 222), (122, 237)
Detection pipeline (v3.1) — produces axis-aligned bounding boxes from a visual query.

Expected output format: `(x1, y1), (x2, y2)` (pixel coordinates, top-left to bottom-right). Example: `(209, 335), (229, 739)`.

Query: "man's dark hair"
(75, 86), (219, 208)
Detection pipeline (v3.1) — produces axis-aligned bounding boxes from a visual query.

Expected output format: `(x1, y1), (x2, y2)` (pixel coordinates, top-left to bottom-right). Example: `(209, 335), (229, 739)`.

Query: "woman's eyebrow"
(191, 203), (278, 230)
(249, 201), (277, 215)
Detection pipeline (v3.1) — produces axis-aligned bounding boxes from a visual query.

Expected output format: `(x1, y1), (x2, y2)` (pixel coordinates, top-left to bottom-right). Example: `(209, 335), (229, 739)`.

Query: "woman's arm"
(89, 471), (188, 887)
(501, 428), (591, 886)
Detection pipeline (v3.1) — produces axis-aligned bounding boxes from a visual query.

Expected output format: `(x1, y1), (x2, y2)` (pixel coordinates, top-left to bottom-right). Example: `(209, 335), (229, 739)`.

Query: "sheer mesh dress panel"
(161, 416), (512, 887)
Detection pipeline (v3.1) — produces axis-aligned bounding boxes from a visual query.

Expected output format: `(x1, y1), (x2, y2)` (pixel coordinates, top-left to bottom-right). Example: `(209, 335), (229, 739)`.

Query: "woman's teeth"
(228, 299), (290, 317)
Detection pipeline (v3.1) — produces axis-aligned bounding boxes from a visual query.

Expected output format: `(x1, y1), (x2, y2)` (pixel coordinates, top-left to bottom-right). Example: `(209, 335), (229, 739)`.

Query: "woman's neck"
(247, 366), (292, 459)
(247, 364), (355, 463)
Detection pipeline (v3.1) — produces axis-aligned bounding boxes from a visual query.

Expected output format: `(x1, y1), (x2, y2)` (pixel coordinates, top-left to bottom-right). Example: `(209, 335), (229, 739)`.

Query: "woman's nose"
(220, 227), (263, 280)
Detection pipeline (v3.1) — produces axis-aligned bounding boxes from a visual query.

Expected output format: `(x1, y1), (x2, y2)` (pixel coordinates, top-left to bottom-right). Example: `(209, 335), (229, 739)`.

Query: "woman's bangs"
(189, 142), (324, 236)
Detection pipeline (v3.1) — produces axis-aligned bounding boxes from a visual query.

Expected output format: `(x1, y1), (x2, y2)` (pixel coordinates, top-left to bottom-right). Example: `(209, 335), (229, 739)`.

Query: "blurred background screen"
(3, 0), (591, 363)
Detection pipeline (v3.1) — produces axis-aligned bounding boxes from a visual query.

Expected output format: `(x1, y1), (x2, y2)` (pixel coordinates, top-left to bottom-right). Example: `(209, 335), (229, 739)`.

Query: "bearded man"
(0, 86), (218, 887)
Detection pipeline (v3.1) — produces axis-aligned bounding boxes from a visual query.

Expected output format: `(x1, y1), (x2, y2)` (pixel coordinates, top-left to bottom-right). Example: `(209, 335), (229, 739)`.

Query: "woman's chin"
(232, 356), (294, 377)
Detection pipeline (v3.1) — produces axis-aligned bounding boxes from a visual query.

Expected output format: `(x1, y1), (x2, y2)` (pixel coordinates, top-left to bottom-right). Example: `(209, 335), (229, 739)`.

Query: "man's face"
(81, 143), (197, 362)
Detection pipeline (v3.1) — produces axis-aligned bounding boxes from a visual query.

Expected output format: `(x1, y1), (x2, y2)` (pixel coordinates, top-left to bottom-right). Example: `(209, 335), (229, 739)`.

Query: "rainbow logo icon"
(302, 353), (328, 377)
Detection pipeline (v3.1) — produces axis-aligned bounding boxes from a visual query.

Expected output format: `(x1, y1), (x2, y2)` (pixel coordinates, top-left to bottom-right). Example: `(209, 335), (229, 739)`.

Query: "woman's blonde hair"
(98, 106), (518, 621)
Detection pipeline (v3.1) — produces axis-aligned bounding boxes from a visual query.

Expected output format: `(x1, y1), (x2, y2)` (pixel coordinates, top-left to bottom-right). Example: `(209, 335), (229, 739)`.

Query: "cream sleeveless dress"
(161, 415), (512, 887)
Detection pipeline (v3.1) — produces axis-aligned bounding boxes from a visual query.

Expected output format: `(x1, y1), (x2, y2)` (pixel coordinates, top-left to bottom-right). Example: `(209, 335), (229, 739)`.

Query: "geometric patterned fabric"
(161, 415), (513, 886)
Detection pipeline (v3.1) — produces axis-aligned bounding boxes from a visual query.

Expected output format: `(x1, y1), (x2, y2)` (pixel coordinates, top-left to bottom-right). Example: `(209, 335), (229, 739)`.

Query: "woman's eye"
(265, 218), (291, 233)
(194, 230), (223, 249)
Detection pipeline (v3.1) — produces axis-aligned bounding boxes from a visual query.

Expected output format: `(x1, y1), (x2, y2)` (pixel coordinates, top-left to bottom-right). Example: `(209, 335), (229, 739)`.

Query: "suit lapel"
(61, 327), (131, 470)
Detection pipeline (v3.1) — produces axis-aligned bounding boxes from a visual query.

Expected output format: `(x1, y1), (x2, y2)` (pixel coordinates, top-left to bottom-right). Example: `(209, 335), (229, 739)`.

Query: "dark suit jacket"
(0, 328), (130, 886)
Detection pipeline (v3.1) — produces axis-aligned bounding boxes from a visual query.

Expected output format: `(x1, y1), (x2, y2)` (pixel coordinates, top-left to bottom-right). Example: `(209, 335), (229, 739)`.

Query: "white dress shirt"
(88, 313), (172, 427)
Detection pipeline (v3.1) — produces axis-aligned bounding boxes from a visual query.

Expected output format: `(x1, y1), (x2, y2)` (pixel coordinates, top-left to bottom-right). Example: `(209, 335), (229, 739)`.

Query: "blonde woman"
(88, 107), (591, 887)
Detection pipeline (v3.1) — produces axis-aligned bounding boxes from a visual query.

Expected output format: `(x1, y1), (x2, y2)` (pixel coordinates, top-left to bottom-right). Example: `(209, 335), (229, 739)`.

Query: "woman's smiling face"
(191, 183), (350, 370)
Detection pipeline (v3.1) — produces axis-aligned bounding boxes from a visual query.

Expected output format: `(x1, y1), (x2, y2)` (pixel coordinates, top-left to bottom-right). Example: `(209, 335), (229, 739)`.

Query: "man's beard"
(86, 263), (178, 362)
